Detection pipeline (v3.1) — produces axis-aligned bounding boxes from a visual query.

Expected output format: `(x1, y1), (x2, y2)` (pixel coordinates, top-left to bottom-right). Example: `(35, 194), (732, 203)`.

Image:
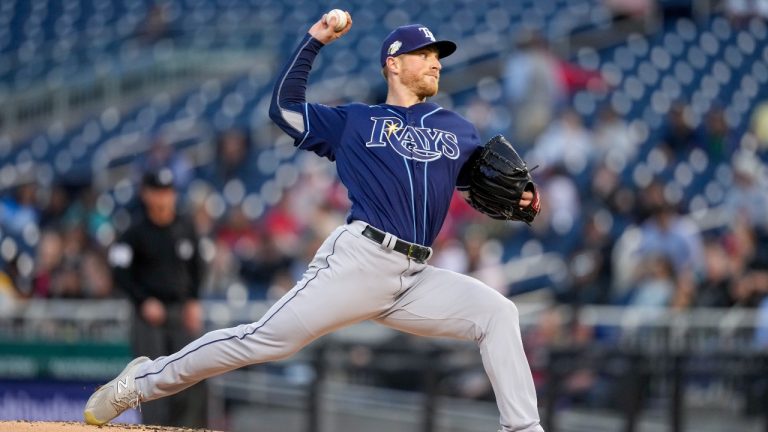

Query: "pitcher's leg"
(134, 227), (396, 401)
(134, 281), (321, 400)
(376, 266), (543, 432)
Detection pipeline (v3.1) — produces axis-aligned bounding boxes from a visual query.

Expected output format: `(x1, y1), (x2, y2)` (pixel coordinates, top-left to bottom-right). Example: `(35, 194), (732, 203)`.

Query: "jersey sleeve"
(299, 103), (348, 160)
(269, 33), (346, 161)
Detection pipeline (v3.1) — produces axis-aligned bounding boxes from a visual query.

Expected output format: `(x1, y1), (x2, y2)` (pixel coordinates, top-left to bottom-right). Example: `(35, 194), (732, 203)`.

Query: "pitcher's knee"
(255, 336), (308, 362)
(476, 301), (521, 343)
(231, 323), (310, 363)
(491, 300), (520, 326)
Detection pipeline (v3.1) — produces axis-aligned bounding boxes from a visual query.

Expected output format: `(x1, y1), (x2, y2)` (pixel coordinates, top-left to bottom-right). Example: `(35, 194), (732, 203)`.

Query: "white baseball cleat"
(83, 356), (151, 425)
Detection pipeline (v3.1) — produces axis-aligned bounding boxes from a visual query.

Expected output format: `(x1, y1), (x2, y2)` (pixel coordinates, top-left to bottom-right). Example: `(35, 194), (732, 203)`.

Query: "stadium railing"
(1, 298), (766, 431)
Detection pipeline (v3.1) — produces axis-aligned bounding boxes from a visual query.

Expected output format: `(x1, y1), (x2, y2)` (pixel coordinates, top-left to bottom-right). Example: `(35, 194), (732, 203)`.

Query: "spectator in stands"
(725, 151), (768, 229)
(464, 96), (496, 137)
(633, 179), (668, 223)
(438, 191), (486, 244)
(504, 30), (566, 147)
(38, 183), (72, 230)
(137, 3), (173, 43)
(0, 180), (39, 236)
(262, 194), (301, 255)
(732, 268), (763, 307)
(723, 218), (759, 288)
(265, 266), (296, 302)
(108, 168), (207, 427)
(625, 255), (677, 307)
(567, 213), (615, 305)
(239, 230), (294, 300)
(214, 205), (269, 297)
(633, 183), (704, 308)
(215, 205), (260, 258)
(279, 228), (327, 299)
(29, 182), (117, 299)
(693, 237), (737, 307)
(203, 238), (244, 299)
(304, 198), (348, 242)
(81, 249), (113, 298)
(612, 181), (704, 308)
(34, 219), (114, 300)
(640, 182), (703, 274)
(528, 108), (595, 175)
(31, 230), (64, 298)
(533, 164), (582, 240)
(285, 158), (347, 231)
(593, 105), (639, 164)
(696, 106), (738, 164)
(46, 224), (92, 299)
(659, 101), (696, 160)
(198, 128), (256, 190)
(523, 306), (598, 403)
(503, 30), (605, 148)
(51, 256), (85, 298)
(432, 224), (508, 295)
(731, 227), (768, 307)
(587, 162), (636, 230)
(63, 187), (114, 245)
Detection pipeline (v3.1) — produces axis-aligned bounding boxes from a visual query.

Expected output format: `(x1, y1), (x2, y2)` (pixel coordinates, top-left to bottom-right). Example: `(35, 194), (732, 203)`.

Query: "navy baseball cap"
(380, 24), (457, 67)
(142, 168), (175, 189)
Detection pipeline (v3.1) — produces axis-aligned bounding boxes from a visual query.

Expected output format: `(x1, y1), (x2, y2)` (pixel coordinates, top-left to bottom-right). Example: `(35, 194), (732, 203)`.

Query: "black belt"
(361, 225), (432, 263)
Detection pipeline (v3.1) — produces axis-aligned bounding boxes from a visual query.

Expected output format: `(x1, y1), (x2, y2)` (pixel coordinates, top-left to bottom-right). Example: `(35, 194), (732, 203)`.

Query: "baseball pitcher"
(85, 11), (543, 432)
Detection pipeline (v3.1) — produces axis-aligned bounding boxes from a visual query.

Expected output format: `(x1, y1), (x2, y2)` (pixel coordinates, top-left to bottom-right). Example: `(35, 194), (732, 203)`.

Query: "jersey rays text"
(366, 116), (460, 161)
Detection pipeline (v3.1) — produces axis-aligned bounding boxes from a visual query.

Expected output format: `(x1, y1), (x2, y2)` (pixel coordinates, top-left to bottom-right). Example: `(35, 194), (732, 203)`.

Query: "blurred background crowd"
(1, 0), (768, 430)
(0, 0), (766, 320)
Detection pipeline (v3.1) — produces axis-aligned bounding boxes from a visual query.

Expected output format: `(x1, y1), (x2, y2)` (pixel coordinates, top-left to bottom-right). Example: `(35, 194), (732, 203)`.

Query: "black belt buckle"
(362, 225), (431, 263)
(407, 243), (431, 263)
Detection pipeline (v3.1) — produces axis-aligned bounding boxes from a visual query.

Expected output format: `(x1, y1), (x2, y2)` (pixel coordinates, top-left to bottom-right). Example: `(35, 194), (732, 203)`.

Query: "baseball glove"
(466, 135), (541, 224)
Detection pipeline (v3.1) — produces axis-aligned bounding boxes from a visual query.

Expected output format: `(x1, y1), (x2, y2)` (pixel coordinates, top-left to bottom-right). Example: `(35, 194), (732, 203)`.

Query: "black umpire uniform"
(109, 168), (207, 427)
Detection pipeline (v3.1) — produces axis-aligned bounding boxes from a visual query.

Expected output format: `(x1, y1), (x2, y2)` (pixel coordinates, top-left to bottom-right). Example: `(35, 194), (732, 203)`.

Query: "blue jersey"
(269, 34), (482, 246)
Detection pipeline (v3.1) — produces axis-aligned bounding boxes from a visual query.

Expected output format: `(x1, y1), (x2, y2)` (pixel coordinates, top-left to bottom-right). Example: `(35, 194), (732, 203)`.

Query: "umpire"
(108, 168), (207, 427)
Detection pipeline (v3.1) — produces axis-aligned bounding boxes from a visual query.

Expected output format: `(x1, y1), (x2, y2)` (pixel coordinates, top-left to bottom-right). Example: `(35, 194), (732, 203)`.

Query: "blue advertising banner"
(0, 380), (140, 423)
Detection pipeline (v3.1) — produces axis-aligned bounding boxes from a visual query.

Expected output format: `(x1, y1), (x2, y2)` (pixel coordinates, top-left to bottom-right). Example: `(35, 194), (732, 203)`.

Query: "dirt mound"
(0, 422), (219, 432)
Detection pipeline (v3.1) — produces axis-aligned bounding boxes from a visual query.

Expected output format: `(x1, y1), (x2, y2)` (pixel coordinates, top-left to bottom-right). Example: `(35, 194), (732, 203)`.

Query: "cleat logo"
(117, 378), (128, 394)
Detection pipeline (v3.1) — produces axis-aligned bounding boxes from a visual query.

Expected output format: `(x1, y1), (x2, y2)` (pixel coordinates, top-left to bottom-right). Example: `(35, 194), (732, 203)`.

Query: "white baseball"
(327, 9), (347, 32)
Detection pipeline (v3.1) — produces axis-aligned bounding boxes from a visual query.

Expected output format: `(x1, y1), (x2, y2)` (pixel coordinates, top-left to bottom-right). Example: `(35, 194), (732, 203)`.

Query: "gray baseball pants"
(133, 220), (543, 432)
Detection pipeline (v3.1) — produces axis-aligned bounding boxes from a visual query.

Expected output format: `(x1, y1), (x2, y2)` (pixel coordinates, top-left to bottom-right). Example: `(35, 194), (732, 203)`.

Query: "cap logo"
(388, 40), (402, 55)
(418, 27), (435, 42)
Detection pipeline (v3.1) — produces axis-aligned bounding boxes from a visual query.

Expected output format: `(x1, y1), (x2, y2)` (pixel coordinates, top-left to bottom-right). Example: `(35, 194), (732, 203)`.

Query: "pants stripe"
(135, 230), (346, 381)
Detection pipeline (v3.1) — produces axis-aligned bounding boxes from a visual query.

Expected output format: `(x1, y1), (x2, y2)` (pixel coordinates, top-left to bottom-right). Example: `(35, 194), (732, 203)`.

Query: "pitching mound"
(0, 422), (219, 432)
